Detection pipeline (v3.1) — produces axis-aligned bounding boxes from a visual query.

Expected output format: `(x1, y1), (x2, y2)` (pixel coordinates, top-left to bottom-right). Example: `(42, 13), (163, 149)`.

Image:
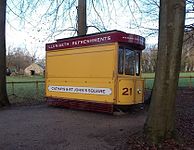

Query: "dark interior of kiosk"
(118, 45), (141, 76)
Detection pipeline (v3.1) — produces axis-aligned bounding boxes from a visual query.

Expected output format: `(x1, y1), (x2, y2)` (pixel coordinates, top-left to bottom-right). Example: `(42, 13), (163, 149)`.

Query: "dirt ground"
(0, 88), (193, 150)
(0, 103), (146, 150)
(128, 88), (194, 149)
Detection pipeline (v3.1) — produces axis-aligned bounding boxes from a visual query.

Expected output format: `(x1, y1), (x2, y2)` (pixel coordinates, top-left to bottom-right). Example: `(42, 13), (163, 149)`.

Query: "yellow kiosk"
(45, 30), (145, 113)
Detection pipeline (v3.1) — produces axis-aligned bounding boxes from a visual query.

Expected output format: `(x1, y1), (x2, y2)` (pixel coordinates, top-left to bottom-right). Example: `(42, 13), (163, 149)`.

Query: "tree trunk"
(77, 0), (87, 36)
(0, 0), (10, 107)
(144, 0), (185, 144)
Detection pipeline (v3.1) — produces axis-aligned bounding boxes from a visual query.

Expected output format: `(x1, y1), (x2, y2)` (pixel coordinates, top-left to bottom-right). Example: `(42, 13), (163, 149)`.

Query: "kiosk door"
(118, 78), (135, 105)
(117, 46), (144, 105)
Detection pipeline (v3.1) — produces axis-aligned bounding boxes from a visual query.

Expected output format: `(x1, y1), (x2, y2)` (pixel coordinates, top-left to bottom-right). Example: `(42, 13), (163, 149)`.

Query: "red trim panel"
(46, 97), (114, 114)
(46, 30), (145, 51)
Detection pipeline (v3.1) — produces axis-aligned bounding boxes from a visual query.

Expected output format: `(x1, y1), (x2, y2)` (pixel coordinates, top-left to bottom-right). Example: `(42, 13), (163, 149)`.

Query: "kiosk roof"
(46, 30), (145, 51)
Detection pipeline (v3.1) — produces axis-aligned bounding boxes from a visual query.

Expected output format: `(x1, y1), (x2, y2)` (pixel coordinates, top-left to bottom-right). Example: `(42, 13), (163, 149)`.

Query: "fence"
(6, 81), (45, 104)
(144, 76), (194, 90)
(6, 76), (194, 104)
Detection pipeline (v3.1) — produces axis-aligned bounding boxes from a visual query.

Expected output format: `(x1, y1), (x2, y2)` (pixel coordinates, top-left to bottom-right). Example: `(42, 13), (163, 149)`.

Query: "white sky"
(6, 0), (160, 58)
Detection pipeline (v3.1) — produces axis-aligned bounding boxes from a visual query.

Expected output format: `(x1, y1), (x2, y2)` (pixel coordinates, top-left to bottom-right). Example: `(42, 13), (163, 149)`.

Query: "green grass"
(142, 73), (155, 78)
(142, 72), (194, 78)
(179, 72), (194, 77)
(7, 75), (44, 82)
(143, 72), (194, 89)
(6, 75), (45, 104)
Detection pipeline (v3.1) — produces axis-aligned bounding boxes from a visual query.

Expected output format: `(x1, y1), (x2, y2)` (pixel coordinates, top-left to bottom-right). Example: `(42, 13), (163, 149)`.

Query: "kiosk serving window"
(118, 47), (140, 76)
(125, 48), (135, 75)
(135, 52), (140, 76)
(118, 47), (124, 74)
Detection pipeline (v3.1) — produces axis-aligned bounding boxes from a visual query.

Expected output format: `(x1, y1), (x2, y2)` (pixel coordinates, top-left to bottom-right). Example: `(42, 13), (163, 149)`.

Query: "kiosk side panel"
(45, 44), (116, 104)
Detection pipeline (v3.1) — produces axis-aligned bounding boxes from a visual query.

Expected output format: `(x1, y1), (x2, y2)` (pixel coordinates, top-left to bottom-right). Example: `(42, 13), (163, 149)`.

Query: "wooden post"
(12, 82), (15, 95)
(36, 81), (39, 98)
(144, 78), (146, 90)
(189, 76), (192, 88)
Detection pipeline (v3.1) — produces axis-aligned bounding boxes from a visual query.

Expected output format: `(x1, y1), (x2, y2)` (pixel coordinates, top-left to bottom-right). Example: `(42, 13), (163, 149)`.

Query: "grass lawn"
(6, 75), (45, 104)
(143, 72), (194, 89)
(7, 75), (44, 82)
(142, 72), (194, 78)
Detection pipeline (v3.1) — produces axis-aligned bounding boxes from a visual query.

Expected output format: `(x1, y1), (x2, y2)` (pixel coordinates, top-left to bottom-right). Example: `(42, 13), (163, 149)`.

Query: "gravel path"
(0, 104), (146, 150)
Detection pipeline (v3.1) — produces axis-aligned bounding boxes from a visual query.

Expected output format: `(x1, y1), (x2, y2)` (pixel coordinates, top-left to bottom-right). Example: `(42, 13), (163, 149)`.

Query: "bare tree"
(7, 47), (33, 72)
(144, 0), (186, 144)
(142, 45), (158, 72)
(77, 0), (87, 35)
(7, 0), (78, 42)
(181, 30), (194, 71)
(137, 0), (194, 73)
(143, 30), (194, 73)
(6, 0), (156, 43)
(185, 0), (194, 30)
(0, 0), (10, 107)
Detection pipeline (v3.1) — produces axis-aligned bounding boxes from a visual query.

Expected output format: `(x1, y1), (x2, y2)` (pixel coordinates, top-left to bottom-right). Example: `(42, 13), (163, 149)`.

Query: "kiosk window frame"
(118, 46), (140, 76)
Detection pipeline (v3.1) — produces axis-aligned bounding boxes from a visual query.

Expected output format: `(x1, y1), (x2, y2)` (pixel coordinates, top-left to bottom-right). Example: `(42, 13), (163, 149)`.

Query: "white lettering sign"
(48, 86), (112, 95)
(47, 36), (112, 49)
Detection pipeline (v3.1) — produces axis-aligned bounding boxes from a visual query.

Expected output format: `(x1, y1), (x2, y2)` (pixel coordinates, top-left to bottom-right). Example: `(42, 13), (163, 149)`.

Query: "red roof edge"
(46, 30), (145, 51)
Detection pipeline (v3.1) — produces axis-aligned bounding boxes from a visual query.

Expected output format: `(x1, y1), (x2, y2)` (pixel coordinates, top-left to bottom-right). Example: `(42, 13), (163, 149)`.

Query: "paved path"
(0, 104), (146, 150)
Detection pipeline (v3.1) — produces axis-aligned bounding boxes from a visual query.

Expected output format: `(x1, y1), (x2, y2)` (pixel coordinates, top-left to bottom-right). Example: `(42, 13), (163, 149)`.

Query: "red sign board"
(46, 30), (145, 51)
